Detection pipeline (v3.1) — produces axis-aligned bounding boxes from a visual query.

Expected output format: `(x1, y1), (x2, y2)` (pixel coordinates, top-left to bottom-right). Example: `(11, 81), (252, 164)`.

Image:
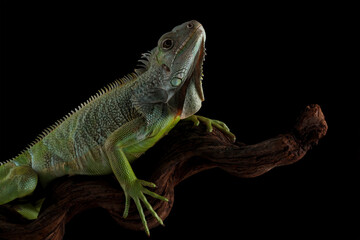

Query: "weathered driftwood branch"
(0, 104), (328, 240)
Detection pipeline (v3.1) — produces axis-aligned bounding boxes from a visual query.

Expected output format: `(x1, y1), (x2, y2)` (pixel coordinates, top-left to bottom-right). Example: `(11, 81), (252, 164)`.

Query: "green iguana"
(0, 20), (235, 236)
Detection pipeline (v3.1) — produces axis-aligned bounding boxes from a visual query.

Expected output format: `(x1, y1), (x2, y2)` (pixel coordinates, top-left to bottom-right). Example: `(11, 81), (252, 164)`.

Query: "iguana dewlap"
(0, 20), (235, 236)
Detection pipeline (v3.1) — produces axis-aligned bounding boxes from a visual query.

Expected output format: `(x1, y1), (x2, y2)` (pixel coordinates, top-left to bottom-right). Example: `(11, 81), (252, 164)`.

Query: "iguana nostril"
(187, 23), (194, 29)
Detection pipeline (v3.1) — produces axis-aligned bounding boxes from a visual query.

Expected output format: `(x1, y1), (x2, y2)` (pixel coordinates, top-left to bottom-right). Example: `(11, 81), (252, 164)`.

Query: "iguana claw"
(122, 178), (168, 236)
(186, 115), (236, 142)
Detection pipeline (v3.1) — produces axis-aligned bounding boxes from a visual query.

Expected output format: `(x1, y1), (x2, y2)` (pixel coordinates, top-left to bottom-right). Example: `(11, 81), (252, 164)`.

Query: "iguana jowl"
(0, 20), (235, 235)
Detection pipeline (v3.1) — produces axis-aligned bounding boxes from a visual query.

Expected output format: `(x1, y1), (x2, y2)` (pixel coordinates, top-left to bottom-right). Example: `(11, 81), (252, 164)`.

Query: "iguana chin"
(0, 20), (235, 236)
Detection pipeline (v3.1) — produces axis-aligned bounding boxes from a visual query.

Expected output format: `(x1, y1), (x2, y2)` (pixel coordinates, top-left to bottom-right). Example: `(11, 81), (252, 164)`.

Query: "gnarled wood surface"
(0, 104), (328, 240)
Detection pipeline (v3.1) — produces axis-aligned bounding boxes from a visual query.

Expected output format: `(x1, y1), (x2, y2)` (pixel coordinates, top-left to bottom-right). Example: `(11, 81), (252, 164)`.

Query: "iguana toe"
(123, 178), (167, 236)
(185, 115), (236, 142)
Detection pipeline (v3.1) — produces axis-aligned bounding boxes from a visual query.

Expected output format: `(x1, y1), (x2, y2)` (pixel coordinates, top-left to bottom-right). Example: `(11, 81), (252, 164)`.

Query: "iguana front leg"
(185, 115), (236, 142)
(104, 118), (168, 236)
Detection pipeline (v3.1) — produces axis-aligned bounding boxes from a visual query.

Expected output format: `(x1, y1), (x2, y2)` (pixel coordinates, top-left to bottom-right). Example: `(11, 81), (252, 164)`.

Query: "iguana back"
(29, 74), (144, 185)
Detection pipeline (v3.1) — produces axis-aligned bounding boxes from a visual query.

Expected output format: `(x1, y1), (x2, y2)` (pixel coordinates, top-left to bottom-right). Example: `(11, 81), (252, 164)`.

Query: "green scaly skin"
(0, 20), (235, 236)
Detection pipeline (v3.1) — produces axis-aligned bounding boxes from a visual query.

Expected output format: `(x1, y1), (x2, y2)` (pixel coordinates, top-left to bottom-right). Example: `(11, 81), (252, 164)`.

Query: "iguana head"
(136, 20), (206, 119)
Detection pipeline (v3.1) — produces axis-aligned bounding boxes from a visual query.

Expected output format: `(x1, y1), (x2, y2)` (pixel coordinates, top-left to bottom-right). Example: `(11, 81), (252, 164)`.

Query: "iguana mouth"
(168, 21), (206, 119)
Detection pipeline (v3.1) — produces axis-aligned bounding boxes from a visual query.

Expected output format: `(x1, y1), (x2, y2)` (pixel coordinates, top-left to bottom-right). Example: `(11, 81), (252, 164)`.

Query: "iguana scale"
(0, 20), (235, 236)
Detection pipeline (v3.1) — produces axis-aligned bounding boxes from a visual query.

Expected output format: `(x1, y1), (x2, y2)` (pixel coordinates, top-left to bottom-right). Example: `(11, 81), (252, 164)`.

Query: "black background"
(1, 1), (358, 239)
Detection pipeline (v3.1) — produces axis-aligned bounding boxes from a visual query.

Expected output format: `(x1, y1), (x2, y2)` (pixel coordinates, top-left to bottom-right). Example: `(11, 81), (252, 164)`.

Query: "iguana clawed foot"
(186, 115), (236, 142)
(122, 178), (168, 236)
(12, 198), (45, 220)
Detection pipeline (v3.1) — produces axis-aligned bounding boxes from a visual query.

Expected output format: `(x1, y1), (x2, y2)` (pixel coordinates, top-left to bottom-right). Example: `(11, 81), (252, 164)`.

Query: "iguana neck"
(131, 66), (179, 121)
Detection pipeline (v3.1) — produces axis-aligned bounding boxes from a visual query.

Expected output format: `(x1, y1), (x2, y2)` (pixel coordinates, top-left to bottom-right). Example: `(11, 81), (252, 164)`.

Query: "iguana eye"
(162, 38), (173, 50)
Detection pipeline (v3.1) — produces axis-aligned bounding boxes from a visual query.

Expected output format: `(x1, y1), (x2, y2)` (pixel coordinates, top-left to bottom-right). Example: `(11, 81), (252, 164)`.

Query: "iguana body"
(0, 20), (235, 235)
